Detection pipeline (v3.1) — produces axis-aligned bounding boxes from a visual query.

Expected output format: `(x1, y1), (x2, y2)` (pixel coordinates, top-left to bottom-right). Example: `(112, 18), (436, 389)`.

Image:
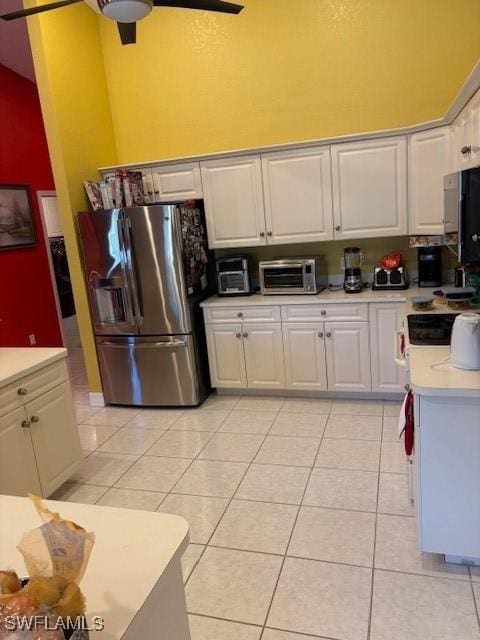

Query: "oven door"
(260, 263), (306, 294)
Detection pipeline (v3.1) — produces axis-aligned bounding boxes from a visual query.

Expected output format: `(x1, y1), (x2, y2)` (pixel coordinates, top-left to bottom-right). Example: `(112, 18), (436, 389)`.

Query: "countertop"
(201, 287), (419, 307)
(0, 496), (190, 640)
(409, 347), (480, 398)
(0, 348), (67, 388)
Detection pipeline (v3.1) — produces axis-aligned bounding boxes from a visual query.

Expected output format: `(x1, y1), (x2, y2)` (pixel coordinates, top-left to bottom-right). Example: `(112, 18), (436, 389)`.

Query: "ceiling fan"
(0, 0), (244, 45)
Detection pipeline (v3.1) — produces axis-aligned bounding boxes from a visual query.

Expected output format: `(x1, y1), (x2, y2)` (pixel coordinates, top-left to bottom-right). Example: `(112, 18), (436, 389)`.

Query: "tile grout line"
(182, 398), (287, 587)
(257, 402), (332, 639)
(366, 405), (386, 640)
(469, 570), (480, 632)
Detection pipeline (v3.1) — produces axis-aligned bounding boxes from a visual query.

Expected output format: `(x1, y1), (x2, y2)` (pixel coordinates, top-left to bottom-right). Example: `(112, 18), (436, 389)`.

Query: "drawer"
(281, 303), (368, 323)
(204, 305), (281, 324)
(0, 359), (69, 418)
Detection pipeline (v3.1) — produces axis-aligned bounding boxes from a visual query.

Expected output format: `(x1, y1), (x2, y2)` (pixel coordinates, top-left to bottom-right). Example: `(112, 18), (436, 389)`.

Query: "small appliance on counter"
(216, 255), (252, 296)
(372, 251), (409, 291)
(259, 256), (327, 295)
(343, 247), (363, 293)
(450, 313), (480, 370)
(418, 246), (442, 287)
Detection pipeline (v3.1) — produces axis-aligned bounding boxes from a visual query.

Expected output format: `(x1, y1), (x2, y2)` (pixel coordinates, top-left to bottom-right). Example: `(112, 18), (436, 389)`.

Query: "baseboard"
(216, 389), (404, 401)
(89, 392), (105, 407)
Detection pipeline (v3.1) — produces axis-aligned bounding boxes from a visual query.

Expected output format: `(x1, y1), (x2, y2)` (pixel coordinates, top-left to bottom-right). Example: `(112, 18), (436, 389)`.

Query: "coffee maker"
(418, 246), (442, 287)
(343, 247), (363, 293)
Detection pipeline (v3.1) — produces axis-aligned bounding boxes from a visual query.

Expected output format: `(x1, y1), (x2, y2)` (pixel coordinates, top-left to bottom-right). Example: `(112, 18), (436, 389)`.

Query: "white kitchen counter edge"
(201, 289), (413, 307)
(0, 348), (68, 388)
(409, 347), (480, 398)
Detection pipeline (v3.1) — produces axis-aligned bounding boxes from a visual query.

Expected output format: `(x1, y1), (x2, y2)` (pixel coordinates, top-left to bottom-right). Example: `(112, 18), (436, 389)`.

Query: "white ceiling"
(0, 0), (36, 82)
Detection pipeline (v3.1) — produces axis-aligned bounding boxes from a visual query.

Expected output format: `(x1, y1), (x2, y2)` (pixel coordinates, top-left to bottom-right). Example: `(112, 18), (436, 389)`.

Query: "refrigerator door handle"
(100, 339), (188, 349)
(122, 215), (144, 326)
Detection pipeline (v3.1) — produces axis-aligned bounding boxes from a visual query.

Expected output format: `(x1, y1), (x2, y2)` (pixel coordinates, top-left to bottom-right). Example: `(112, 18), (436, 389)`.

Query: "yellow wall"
(99, 0), (480, 164)
(27, 2), (118, 392)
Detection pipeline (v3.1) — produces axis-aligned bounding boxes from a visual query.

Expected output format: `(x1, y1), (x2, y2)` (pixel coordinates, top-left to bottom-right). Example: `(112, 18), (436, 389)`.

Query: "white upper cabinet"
(409, 127), (453, 235)
(261, 147), (334, 244)
(331, 137), (408, 239)
(451, 89), (480, 170)
(201, 155), (266, 248)
(151, 162), (203, 202)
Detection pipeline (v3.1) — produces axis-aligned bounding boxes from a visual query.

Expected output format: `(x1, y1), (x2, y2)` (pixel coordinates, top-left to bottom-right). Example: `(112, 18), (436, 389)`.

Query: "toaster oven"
(216, 256), (251, 296)
(259, 257), (327, 295)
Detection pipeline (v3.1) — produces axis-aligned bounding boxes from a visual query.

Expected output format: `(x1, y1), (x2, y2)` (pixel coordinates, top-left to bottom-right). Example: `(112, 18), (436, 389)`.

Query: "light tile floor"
(58, 357), (480, 640)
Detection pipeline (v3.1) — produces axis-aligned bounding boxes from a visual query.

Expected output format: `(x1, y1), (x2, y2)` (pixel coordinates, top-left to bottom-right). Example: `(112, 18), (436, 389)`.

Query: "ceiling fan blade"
(117, 21), (137, 45)
(1, 0), (82, 21)
(153, 0), (243, 15)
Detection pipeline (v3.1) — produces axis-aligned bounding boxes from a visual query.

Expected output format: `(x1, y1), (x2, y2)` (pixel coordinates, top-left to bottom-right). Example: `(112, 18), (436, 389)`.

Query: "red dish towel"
(399, 390), (414, 456)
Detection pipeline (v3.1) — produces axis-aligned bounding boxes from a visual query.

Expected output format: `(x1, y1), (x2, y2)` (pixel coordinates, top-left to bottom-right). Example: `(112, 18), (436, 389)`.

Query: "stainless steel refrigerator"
(78, 203), (214, 406)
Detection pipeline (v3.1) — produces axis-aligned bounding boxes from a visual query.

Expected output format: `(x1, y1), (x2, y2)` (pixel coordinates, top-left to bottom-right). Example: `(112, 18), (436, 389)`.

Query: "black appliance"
(50, 237), (75, 318)
(407, 314), (458, 346)
(418, 246), (442, 287)
(216, 256), (252, 296)
(372, 265), (409, 290)
(444, 167), (480, 264)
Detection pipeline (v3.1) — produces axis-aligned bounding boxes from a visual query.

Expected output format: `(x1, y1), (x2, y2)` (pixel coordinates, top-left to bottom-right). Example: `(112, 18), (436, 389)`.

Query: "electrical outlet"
(28, 334), (36, 346)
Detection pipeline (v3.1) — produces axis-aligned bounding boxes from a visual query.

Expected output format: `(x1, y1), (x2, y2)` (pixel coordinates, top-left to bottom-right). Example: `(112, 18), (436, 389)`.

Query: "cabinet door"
(324, 322), (371, 392)
(205, 323), (247, 388)
(200, 155), (266, 248)
(141, 168), (155, 204)
(409, 128), (452, 235)
(243, 323), (286, 389)
(450, 108), (472, 171)
(262, 147), (334, 244)
(0, 407), (41, 497)
(151, 162), (202, 202)
(283, 323), (327, 391)
(331, 137), (407, 239)
(369, 303), (407, 393)
(469, 90), (480, 167)
(27, 382), (82, 497)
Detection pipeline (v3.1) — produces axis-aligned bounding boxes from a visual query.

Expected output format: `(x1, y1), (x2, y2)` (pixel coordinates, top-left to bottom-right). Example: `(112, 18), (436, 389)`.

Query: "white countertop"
(0, 348), (67, 388)
(409, 347), (480, 398)
(0, 496), (189, 640)
(201, 287), (415, 307)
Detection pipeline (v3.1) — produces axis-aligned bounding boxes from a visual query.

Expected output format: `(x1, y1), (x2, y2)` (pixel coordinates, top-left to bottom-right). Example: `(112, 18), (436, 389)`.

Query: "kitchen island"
(0, 348), (82, 497)
(0, 495), (191, 640)
(408, 344), (480, 564)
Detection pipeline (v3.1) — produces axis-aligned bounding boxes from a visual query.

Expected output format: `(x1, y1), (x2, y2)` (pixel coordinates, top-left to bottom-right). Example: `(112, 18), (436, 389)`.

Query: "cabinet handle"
(21, 420), (31, 428)
(243, 332), (248, 338)
(320, 309), (327, 316)
(472, 234), (479, 243)
(154, 189), (160, 194)
(237, 311), (243, 318)
(326, 332), (332, 338)
(17, 387), (28, 396)
(259, 232), (265, 238)
(235, 332), (242, 339)
(335, 225), (341, 231)
(30, 415), (40, 423)
(147, 190), (153, 195)
(267, 231), (273, 237)
(461, 145), (472, 155)
(318, 332), (324, 338)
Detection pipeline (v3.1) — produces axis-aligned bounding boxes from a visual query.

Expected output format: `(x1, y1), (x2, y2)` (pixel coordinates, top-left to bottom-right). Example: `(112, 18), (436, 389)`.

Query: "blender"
(343, 247), (363, 293)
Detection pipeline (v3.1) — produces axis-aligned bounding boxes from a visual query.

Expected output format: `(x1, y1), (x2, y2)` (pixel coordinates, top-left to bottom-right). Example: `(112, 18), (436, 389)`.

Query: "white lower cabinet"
(204, 302), (403, 395)
(369, 303), (406, 392)
(205, 324), (247, 389)
(283, 323), (327, 391)
(0, 407), (42, 497)
(0, 358), (82, 498)
(243, 323), (285, 389)
(324, 321), (372, 392)
(27, 382), (82, 496)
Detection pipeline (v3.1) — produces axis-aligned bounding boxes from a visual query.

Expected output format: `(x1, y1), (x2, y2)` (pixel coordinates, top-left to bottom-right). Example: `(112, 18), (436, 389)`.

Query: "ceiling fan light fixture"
(101, 0), (152, 22)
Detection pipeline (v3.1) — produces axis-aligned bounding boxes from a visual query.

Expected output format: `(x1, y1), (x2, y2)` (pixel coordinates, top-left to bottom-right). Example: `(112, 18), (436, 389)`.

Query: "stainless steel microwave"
(259, 257), (327, 295)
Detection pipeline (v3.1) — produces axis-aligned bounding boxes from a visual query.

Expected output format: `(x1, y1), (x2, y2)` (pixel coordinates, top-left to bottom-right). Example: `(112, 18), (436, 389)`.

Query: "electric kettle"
(450, 313), (480, 370)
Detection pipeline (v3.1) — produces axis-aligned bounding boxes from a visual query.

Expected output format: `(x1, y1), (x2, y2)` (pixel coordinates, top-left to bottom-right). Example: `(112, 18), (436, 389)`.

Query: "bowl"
(411, 295), (434, 311)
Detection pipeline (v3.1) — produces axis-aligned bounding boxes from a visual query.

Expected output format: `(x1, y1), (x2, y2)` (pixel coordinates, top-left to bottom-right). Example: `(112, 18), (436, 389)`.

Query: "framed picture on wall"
(0, 184), (36, 249)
